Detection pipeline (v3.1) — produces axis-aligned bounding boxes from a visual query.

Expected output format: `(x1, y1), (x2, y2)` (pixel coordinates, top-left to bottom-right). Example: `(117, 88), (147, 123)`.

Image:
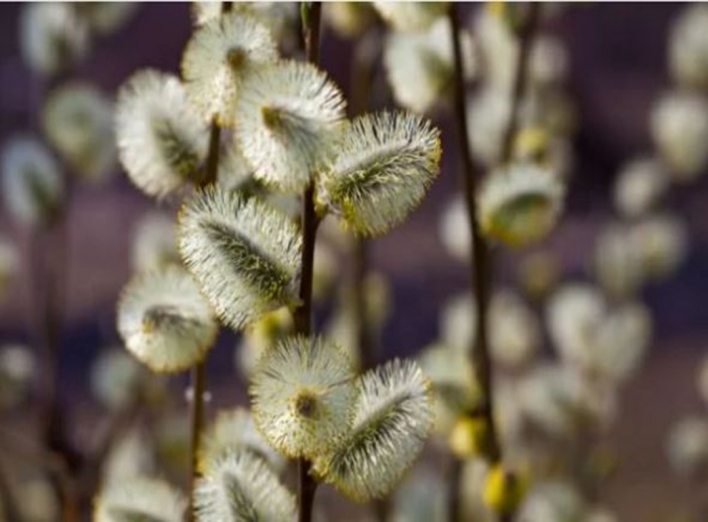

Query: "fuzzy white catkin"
(549, 284), (652, 384)
(117, 267), (218, 373)
(191, 2), (298, 51)
(94, 478), (186, 522)
(418, 342), (477, 434)
(373, 1), (449, 32)
(613, 157), (668, 218)
(517, 481), (586, 522)
(440, 290), (539, 369)
(194, 452), (296, 522)
(519, 364), (617, 437)
(475, 8), (568, 92)
(318, 111), (441, 237)
(102, 429), (155, 487)
(651, 91), (708, 181)
(489, 290), (541, 369)
(439, 196), (472, 262)
(440, 293), (477, 354)
(592, 302), (652, 383)
(547, 284), (604, 367)
(632, 214), (688, 282)
(20, 3), (89, 75)
(181, 12), (278, 126)
(669, 4), (708, 92)
(234, 60), (346, 193)
(667, 417), (708, 477)
(313, 359), (434, 502)
(467, 87), (513, 167)
(477, 162), (565, 247)
(43, 82), (116, 182)
(1, 137), (64, 227)
(199, 407), (285, 474)
(595, 222), (644, 299)
(250, 336), (357, 459)
(384, 18), (476, 114)
(116, 69), (209, 199)
(178, 187), (302, 330)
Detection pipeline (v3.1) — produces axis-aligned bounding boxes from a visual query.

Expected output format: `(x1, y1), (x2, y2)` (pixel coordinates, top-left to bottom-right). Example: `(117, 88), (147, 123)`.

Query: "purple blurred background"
(1, 3), (707, 519)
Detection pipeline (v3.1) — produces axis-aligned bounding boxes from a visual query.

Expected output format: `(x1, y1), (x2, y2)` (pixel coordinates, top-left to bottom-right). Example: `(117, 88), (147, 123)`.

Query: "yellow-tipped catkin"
(483, 465), (528, 516)
(449, 416), (490, 459)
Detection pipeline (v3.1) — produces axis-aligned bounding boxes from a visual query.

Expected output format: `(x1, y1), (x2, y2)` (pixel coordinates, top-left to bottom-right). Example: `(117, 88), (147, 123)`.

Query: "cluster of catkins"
(94, 2), (454, 521)
(407, 4), (695, 522)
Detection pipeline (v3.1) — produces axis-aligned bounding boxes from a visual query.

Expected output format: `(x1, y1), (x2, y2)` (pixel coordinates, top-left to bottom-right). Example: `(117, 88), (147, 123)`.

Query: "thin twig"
(447, 4), (502, 521)
(295, 4), (323, 522)
(449, 1), (502, 464)
(500, 3), (542, 165)
(188, 75), (226, 522)
(447, 4), (542, 522)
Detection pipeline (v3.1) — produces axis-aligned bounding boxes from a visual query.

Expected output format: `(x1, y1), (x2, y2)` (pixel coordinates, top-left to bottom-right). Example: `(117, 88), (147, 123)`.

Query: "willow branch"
(447, 4), (502, 520)
(448, 4), (542, 522)
(449, 2), (501, 463)
(500, 3), (542, 164)
(294, 4), (322, 522)
(188, 78), (225, 522)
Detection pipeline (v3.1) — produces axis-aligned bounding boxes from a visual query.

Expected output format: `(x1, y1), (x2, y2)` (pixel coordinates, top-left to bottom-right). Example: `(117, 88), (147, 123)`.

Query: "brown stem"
(446, 4), (542, 521)
(446, 457), (462, 522)
(298, 458), (317, 522)
(293, 183), (320, 336)
(449, 1), (502, 464)
(188, 138), (219, 518)
(188, 84), (225, 522)
(294, 4), (322, 522)
(447, 4), (503, 520)
(499, 3), (542, 164)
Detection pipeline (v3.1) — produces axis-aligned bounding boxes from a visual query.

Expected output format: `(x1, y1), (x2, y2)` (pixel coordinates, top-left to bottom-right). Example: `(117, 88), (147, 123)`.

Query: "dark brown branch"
(500, 3), (542, 164)
(187, 55), (226, 517)
(447, 5), (542, 522)
(295, 4), (322, 522)
(447, 4), (502, 521)
(449, 1), (501, 464)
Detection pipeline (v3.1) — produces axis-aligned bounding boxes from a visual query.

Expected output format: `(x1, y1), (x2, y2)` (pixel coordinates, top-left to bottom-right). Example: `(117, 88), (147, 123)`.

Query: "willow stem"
(500, 3), (541, 164)
(449, 1), (501, 463)
(189, 110), (222, 522)
(447, 4), (502, 520)
(293, 4), (323, 522)
(447, 4), (541, 522)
